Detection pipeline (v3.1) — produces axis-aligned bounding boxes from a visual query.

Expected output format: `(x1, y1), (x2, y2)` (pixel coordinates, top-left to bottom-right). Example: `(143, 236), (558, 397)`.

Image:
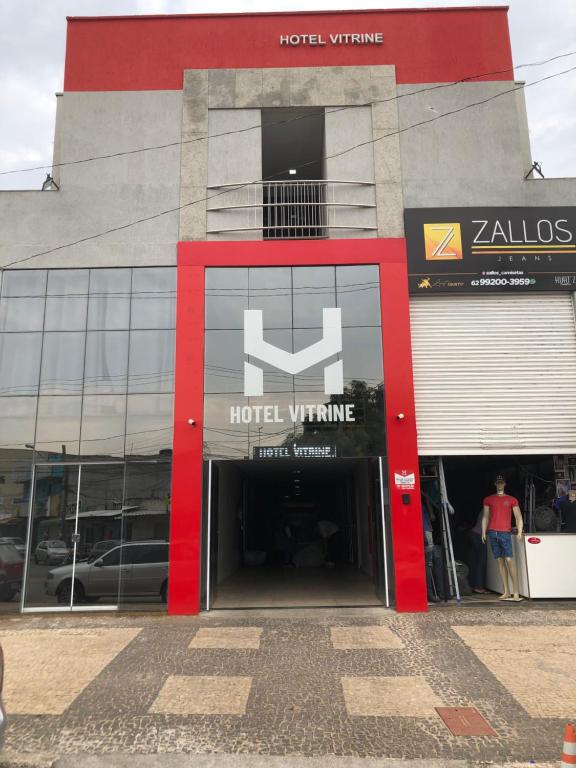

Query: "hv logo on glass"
(243, 308), (344, 396)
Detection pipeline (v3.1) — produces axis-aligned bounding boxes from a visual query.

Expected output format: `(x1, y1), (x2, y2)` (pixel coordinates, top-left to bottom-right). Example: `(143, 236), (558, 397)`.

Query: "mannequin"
(481, 474), (524, 601)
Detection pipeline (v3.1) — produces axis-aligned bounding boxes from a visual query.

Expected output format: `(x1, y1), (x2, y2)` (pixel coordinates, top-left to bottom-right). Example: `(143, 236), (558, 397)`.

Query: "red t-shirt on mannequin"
(483, 494), (519, 532)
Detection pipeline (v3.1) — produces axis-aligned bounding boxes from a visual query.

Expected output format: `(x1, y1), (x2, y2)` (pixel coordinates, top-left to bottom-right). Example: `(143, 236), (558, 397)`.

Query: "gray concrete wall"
(179, 66), (402, 241)
(206, 109), (262, 241)
(2, 67), (576, 271)
(398, 81), (576, 207)
(0, 91), (182, 269)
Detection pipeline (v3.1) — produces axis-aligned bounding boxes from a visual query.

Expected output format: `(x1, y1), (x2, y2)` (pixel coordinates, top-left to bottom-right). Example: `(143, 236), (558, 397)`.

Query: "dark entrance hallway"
(205, 458), (391, 609)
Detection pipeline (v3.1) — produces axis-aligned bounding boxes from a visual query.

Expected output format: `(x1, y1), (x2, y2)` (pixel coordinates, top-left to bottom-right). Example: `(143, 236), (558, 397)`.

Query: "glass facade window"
(1, 270), (47, 297)
(0, 298), (45, 332)
(205, 268), (248, 330)
(203, 265), (385, 460)
(125, 393), (174, 457)
(130, 268), (176, 330)
(45, 269), (90, 331)
(0, 270), (176, 458)
(128, 330), (175, 393)
(40, 332), (85, 394)
(0, 333), (42, 396)
(84, 331), (129, 394)
(0, 267), (176, 613)
(35, 395), (82, 456)
(80, 395), (127, 458)
(88, 269), (131, 331)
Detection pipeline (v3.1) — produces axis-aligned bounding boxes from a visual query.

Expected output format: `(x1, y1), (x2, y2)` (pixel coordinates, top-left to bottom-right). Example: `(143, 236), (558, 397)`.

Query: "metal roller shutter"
(410, 294), (576, 455)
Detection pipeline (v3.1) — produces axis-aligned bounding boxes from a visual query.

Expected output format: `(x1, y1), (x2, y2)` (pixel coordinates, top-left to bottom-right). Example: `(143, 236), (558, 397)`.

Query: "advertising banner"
(405, 207), (576, 293)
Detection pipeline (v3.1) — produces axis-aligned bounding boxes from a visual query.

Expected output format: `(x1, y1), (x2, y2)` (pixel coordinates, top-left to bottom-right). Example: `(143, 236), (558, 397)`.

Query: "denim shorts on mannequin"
(487, 530), (513, 558)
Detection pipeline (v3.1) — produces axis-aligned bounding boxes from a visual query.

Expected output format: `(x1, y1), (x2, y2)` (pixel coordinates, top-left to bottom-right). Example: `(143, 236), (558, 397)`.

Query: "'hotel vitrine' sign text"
(280, 33), (383, 47)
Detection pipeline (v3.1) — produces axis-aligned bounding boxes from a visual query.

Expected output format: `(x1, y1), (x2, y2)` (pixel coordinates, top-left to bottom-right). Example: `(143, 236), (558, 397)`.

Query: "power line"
(2, 63), (575, 274)
(1, 49), (575, 178)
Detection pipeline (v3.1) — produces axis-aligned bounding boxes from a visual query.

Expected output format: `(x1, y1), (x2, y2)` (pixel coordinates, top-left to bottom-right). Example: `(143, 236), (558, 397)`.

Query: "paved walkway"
(0, 603), (574, 767)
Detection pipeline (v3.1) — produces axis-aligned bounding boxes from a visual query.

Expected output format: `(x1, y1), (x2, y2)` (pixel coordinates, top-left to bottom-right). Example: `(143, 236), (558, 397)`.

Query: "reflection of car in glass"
(0, 537), (25, 556)
(45, 541), (169, 604)
(0, 644), (6, 748)
(0, 544), (23, 601)
(34, 540), (70, 565)
(86, 540), (121, 563)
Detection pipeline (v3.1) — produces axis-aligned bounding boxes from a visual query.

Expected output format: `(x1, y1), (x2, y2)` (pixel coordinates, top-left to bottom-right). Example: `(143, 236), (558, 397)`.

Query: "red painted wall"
(168, 264), (205, 614)
(169, 239), (427, 615)
(64, 8), (513, 92)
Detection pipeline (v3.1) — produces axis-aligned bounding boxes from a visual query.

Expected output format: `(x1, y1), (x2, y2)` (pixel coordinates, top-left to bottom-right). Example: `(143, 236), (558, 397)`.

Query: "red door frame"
(168, 238), (428, 614)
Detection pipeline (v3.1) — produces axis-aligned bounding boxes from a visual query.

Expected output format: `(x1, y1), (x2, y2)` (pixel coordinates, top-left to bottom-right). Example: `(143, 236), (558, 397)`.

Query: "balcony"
(206, 180), (377, 240)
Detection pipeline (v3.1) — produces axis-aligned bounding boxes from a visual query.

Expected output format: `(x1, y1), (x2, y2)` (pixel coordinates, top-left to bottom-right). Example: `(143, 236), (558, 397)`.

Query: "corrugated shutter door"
(410, 294), (576, 455)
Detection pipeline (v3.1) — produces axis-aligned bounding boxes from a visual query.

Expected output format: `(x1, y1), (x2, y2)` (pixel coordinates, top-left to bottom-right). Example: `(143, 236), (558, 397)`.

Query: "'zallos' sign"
(405, 207), (576, 293)
(280, 32), (383, 47)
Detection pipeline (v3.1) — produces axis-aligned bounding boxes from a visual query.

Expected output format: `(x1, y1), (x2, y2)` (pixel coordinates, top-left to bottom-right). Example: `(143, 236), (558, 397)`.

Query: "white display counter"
(486, 533), (576, 599)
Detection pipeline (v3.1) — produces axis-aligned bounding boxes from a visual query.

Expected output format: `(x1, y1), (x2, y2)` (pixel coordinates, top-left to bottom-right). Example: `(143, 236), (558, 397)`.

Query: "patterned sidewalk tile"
(149, 675), (253, 715)
(189, 627), (263, 649)
(453, 625), (576, 719)
(0, 627), (140, 715)
(330, 625), (403, 649)
(341, 675), (443, 717)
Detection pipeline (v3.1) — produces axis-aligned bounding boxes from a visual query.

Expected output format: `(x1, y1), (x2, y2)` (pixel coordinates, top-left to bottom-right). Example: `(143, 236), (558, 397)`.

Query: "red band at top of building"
(64, 7), (514, 92)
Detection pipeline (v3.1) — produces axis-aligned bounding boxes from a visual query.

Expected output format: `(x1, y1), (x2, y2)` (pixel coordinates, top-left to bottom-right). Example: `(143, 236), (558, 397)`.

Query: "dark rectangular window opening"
(261, 107), (327, 240)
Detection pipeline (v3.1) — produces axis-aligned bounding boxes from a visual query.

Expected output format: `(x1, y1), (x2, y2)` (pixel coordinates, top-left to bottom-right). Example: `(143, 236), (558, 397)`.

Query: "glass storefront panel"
(203, 266), (385, 461)
(205, 329), (294, 395)
(0, 397), (35, 607)
(35, 396), (82, 457)
(84, 331), (129, 394)
(80, 395), (127, 459)
(336, 265), (381, 327)
(119, 460), (171, 609)
(40, 332), (85, 394)
(44, 297), (88, 332)
(128, 330), (175, 393)
(24, 464), (79, 609)
(248, 266), (292, 328)
(293, 266), (336, 328)
(87, 269), (131, 331)
(74, 463), (125, 608)
(47, 269), (89, 297)
(0, 268), (176, 613)
(1, 270), (47, 297)
(0, 298), (45, 332)
(130, 267), (176, 330)
(0, 333), (42, 396)
(205, 267), (248, 330)
(125, 394), (174, 458)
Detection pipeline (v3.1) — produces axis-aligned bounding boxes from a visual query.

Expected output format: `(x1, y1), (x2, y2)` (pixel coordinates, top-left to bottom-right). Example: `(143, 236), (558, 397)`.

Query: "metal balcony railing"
(262, 181), (326, 239)
(206, 179), (377, 239)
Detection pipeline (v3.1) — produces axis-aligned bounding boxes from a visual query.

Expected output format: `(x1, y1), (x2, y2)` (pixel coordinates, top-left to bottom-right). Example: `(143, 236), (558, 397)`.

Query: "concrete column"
(324, 106), (377, 239)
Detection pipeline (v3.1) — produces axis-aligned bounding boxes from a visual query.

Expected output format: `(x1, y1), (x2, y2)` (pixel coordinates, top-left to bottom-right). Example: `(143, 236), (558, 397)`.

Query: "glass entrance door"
(22, 462), (125, 612)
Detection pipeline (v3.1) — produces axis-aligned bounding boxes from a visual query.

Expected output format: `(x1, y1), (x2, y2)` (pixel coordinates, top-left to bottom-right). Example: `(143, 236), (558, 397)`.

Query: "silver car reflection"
(45, 541), (169, 603)
(34, 540), (70, 565)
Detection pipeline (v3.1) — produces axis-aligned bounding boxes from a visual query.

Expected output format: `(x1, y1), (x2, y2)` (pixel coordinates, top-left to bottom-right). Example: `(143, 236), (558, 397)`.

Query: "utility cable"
(1, 49), (575, 177)
(1, 63), (575, 274)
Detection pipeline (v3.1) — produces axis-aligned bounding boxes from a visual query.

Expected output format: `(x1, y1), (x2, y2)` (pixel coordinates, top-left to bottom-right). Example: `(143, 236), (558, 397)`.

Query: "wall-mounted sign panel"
(406, 208), (576, 293)
(253, 445), (337, 459)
